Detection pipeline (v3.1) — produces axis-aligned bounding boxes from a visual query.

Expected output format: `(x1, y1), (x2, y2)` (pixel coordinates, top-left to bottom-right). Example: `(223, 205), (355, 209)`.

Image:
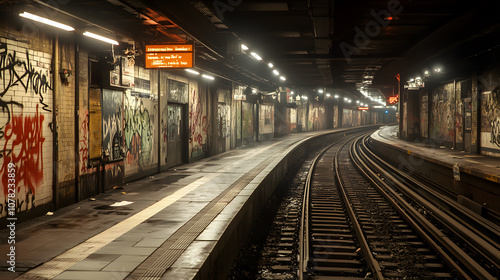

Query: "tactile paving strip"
(135, 155), (277, 280)
(17, 141), (286, 280)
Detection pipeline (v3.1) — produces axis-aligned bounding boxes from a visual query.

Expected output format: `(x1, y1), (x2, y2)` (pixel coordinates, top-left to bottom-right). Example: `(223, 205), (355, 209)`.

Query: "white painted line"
(17, 141), (283, 279)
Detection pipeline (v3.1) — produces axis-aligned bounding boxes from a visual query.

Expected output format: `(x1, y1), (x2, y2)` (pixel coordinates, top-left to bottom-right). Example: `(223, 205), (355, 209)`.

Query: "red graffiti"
(189, 89), (207, 146)
(126, 134), (141, 165)
(79, 111), (89, 173)
(1, 105), (45, 195)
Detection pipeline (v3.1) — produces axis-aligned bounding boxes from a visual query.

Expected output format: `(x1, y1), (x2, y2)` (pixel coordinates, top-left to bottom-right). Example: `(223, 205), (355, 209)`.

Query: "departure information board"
(145, 44), (194, 68)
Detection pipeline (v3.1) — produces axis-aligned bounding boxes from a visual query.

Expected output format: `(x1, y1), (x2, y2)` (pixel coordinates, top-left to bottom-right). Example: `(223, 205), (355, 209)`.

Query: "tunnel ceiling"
(13, 0), (500, 99)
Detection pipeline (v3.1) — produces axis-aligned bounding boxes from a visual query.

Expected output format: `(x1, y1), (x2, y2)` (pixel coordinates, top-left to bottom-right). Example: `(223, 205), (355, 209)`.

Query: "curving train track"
(299, 132), (500, 279)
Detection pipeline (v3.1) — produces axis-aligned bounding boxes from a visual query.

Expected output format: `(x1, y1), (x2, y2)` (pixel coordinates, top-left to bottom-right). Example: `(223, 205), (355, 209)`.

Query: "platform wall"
(479, 68), (500, 157)
(0, 22), (381, 220)
(0, 27), (55, 217)
(402, 65), (500, 158)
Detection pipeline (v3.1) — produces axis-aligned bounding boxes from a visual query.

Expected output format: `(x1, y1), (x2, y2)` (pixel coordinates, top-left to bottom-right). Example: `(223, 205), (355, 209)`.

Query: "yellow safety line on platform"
(17, 141), (284, 280)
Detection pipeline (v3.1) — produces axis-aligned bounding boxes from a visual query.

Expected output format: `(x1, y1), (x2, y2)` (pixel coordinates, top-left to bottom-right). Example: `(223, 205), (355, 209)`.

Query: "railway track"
(299, 133), (500, 279)
(230, 129), (500, 279)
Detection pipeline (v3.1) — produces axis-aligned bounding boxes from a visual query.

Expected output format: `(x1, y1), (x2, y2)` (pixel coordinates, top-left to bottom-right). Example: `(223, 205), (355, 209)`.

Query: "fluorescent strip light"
(326, 94), (331, 98)
(334, 95), (339, 99)
(273, 69), (279, 76)
(268, 63), (273, 68)
(185, 69), (200, 75)
(318, 89), (324, 93)
(83, 31), (119, 45)
(250, 52), (262, 61)
(202, 74), (215, 80)
(280, 76), (286, 81)
(241, 44), (249, 51)
(20, 12), (74, 31)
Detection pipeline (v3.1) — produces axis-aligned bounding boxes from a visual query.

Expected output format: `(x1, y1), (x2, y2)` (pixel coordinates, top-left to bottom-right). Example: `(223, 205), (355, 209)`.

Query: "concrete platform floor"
(0, 129), (343, 280)
(372, 125), (500, 183)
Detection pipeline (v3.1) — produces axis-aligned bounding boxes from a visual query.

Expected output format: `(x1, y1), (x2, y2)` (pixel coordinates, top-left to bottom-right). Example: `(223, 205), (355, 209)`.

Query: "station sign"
(145, 44), (194, 69)
(358, 107), (369, 111)
(388, 95), (398, 104)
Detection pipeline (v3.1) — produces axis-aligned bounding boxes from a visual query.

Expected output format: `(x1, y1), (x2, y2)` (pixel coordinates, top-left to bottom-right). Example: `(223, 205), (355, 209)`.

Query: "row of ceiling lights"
(20, 11), (220, 81)
(291, 88), (388, 107)
(19, 12), (119, 45)
(241, 44), (287, 82)
(184, 69), (215, 80)
(409, 66), (443, 83)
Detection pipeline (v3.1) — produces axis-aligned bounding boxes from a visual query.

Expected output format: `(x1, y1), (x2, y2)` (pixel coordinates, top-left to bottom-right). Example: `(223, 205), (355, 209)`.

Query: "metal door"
(166, 104), (187, 168)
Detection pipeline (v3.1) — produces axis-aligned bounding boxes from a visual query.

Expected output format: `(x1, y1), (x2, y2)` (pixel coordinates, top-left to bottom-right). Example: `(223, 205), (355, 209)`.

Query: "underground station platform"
(1, 125), (499, 280)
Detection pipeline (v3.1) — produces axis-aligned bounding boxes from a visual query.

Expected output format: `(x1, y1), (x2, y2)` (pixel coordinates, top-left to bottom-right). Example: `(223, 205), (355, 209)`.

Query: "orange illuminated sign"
(146, 44), (193, 52)
(358, 107), (369, 111)
(145, 44), (194, 69)
(388, 95), (398, 104)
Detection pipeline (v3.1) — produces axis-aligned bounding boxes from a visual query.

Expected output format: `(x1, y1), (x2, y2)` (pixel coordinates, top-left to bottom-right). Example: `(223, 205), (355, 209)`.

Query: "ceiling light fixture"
(268, 63), (273, 68)
(280, 76), (286, 81)
(273, 69), (280, 76)
(19, 12), (75, 31)
(334, 95), (339, 99)
(250, 52), (262, 61)
(318, 89), (324, 93)
(241, 44), (249, 51)
(83, 31), (119, 45)
(202, 74), (215, 80)
(185, 69), (200, 75)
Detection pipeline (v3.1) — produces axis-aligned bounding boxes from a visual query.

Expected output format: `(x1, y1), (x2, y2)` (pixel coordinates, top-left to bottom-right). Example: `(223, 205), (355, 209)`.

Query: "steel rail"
(334, 137), (385, 280)
(354, 135), (496, 280)
(298, 132), (368, 280)
(365, 136), (500, 254)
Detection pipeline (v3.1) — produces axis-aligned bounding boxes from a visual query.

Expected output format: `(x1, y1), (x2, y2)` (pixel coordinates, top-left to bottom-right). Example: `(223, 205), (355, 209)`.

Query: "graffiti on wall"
(167, 104), (181, 142)
(161, 107), (168, 164)
(492, 117), (500, 147)
(189, 89), (207, 158)
(0, 42), (52, 114)
(482, 88), (500, 149)
(242, 102), (253, 140)
(1, 105), (45, 214)
(430, 85), (454, 142)
(124, 92), (156, 170)
(79, 110), (89, 173)
(342, 109), (352, 128)
(168, 79), (188, 103)
(259, 104), (274, 134)
(420, 95), (428, 138)
(455, 99), (464, 144)
(102, 89), (123, 161)
(218, 103), (231, 139)
(0, 39), (53, 217)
